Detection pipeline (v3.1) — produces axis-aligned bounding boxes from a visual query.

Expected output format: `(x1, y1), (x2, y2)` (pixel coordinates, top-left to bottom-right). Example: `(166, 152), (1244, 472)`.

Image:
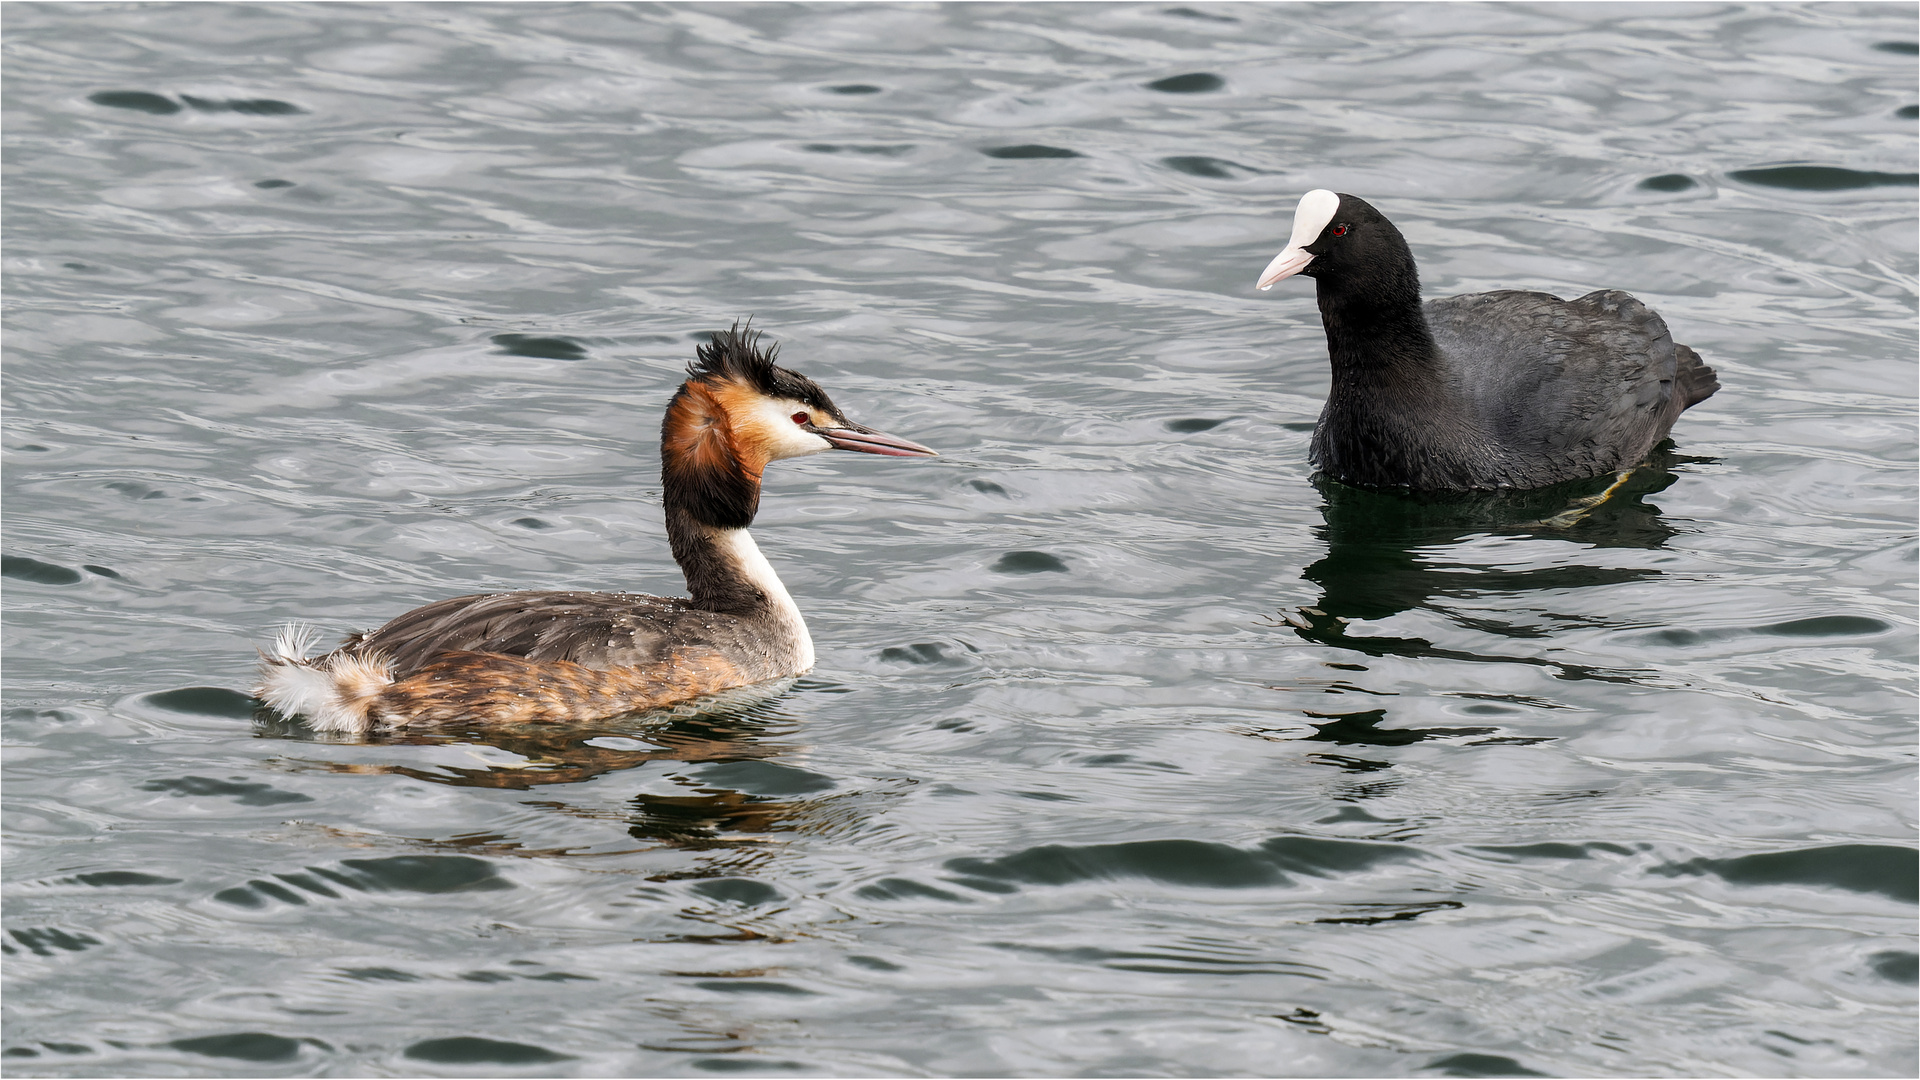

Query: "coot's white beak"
(1256, 246), (1314, 290)
(1256, 188), (1341, 291)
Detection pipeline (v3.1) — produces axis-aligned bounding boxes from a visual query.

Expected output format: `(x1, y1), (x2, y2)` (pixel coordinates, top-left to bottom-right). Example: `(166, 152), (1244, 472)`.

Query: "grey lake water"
(3, 2), (1916, 1076)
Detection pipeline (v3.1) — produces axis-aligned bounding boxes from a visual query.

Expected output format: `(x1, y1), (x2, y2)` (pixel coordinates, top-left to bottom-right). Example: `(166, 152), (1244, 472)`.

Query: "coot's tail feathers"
(1675, 344), (1719, 409)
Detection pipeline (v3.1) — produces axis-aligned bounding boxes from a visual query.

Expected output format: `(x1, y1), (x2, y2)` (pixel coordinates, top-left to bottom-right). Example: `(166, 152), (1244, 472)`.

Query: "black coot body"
(1256, 190), (1718, 492)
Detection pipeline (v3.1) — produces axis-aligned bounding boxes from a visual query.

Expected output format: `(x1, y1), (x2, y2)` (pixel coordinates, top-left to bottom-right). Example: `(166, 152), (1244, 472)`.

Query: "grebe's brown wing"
(342, 590), (689, 675)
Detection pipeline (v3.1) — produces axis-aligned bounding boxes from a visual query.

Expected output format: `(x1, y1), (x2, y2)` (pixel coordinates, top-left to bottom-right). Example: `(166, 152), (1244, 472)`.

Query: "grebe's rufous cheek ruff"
(1256, 189), (1718, 493)
(255, 324), (936, 733)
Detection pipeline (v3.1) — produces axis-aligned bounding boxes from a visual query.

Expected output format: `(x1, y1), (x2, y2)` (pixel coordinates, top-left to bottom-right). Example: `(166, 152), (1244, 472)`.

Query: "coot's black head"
(1255, 190), (1414, 292)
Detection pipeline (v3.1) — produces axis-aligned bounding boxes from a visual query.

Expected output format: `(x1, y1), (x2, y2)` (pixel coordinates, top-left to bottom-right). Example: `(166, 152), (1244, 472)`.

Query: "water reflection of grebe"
(255, 325), (934, 733)
(261, 683), (795, 788)
(265, 688), (865, 869)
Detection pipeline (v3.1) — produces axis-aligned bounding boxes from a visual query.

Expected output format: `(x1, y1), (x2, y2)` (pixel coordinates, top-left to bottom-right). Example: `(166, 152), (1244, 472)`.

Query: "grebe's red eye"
(1331, 223), (1350, 237)
(792, 412), (810, 426)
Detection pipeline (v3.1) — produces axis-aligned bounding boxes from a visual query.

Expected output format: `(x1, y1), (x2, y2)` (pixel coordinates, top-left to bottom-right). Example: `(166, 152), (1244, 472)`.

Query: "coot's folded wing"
(1427, 289), (1690, 486)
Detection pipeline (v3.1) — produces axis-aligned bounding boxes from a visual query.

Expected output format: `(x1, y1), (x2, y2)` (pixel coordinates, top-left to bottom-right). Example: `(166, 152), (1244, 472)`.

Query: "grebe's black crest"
(691, 321), (844, 423)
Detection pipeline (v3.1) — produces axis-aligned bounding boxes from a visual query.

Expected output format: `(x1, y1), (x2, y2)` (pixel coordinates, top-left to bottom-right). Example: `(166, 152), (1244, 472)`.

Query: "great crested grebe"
(256, 324), (935, 733)
(1256, 190), (1717, 492)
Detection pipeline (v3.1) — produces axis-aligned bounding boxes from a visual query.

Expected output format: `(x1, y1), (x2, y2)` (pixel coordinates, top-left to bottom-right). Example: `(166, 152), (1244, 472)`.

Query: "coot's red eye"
(1331, 223), (1350, 237)
(792, 412), (810, 426)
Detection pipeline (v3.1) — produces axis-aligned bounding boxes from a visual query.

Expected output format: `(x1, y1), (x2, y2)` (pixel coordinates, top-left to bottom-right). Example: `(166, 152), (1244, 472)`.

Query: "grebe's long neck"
(658, 377), (814, 667)
(665, 507), (813, 669)
(663, 506), (793, 614)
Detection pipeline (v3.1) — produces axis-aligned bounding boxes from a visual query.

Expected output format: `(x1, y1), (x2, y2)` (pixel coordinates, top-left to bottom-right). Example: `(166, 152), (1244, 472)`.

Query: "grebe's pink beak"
(821, 422), (937, 457)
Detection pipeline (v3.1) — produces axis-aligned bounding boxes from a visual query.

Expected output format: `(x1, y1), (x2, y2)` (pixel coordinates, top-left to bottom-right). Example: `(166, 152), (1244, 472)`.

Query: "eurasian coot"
(1257, 190), (1718, 492)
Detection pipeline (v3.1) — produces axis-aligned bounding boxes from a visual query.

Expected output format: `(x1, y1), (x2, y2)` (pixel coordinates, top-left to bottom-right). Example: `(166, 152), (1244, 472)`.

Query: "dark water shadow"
(1282, 447), (1711, 684)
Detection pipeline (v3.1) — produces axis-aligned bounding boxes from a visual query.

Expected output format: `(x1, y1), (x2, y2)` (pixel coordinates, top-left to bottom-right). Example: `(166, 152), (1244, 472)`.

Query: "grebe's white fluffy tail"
(254, 624), (394, 734)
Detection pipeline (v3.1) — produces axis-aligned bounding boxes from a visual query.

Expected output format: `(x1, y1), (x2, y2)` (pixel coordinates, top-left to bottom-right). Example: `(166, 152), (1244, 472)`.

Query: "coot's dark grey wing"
(1426, 289), (1691, 486)
(1674, 341), (1719, 410)
(341, 591), (694, 676)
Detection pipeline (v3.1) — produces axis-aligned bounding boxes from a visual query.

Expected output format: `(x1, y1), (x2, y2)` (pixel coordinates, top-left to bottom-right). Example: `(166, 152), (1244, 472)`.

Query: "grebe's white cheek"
(753, 397), (836, 460)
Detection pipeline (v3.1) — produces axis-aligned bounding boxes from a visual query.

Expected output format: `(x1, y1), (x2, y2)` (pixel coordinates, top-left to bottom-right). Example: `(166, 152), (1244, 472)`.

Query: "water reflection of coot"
(1288, 447), (1710, 683)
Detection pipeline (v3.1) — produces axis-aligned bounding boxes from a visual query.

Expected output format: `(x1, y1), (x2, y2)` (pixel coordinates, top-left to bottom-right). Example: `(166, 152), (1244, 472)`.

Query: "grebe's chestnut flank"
(255, 324), (935, 733)
(1256, 190), (1718, 492)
